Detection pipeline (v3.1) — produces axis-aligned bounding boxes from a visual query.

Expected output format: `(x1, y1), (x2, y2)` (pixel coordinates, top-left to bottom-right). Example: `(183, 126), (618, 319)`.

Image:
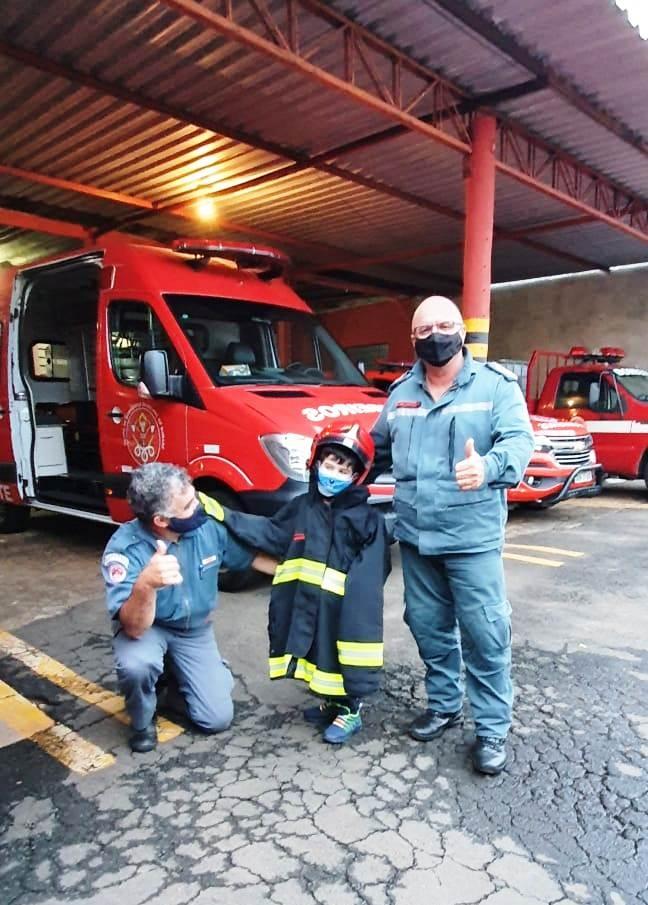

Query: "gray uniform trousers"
(400, 543), (513, 739)
(113, 622), (234, 732)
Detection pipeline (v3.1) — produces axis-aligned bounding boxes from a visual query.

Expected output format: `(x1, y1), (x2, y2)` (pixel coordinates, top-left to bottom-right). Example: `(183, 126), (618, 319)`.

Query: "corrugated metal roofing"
(0, 0), (646, 306)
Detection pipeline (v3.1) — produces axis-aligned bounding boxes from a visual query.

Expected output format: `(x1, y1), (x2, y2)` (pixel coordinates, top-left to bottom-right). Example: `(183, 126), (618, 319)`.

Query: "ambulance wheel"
(0, 503), (30, 534)
(197, 485), (252, 592)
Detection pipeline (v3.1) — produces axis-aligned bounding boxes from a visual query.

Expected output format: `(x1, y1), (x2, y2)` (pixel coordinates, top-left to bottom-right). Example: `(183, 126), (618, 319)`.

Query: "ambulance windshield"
(164, 295), (366, 387)
(614, 369), (648, 401)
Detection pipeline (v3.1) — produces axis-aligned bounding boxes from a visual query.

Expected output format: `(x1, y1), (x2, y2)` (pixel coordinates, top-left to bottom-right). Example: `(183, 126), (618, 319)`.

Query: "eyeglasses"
(411, 321), (462, 340)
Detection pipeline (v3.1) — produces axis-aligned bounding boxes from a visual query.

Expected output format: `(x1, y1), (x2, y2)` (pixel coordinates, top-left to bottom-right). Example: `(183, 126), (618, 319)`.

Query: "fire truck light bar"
(568, 345), (625, 363)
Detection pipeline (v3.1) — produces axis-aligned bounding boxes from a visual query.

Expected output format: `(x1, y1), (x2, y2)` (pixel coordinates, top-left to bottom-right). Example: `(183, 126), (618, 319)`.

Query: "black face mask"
(415, 331), (463, 367)
(167, 503), (208, 534)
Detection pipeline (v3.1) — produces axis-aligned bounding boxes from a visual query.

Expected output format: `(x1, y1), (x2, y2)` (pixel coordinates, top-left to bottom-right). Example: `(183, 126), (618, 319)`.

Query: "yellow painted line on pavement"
(503, 551), (563, 568)
(0, 679), (115, 773)
(0, 631), (183, 744)
(505, 543), (584, 558)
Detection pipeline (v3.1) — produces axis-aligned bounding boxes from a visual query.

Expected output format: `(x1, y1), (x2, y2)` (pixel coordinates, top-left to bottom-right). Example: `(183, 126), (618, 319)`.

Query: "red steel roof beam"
(157, 0), (471, 156)
(157, 0), (648, 247)
(0, 207), (88, 240)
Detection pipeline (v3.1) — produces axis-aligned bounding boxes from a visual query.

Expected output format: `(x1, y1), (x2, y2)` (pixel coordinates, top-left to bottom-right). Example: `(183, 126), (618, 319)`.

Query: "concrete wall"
(321, 265), (648, 368)
(489, 265), (648, 365)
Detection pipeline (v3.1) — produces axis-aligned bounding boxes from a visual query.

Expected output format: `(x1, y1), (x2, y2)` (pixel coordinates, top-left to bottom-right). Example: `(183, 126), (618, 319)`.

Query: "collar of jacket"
(308, 477), (369, 508)
(412, 348), (477, 389)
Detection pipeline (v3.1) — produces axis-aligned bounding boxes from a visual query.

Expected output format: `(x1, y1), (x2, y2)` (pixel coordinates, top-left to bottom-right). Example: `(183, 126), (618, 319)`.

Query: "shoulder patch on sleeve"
(102, 551), (130, 584)
(485, 361), (519, 382)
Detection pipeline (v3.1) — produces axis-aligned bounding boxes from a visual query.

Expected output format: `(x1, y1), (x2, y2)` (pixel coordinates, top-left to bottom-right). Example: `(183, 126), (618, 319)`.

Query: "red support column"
(462, 113), (496, 361)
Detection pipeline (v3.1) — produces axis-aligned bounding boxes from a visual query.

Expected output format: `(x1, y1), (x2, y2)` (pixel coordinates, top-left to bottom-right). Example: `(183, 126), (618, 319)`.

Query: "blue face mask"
(167, 503), (208, 534)
(317, 464), (354, 497)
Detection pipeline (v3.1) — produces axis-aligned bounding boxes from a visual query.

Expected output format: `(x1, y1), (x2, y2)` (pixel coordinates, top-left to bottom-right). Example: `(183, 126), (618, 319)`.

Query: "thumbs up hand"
(144, 538), (183, 588)
(455, 436), (486, 491)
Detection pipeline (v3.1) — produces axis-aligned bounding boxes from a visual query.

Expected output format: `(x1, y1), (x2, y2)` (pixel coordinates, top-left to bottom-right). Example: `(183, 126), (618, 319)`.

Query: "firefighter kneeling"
(212, 420), (391, 745)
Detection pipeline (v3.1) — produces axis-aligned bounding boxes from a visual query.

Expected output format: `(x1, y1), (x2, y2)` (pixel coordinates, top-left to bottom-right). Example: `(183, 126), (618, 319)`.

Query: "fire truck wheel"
(643, 458), (648, 491)
(0, 503), (30, 534)
(197, 485), (252, 592)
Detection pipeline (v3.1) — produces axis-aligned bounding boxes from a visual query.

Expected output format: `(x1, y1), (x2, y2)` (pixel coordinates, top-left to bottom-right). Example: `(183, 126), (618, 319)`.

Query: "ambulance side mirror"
(141, 349), (174, 398)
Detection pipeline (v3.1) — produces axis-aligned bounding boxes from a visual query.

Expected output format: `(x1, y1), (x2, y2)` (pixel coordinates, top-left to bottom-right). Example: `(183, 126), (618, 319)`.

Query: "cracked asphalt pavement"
(1, 483), (647, 905)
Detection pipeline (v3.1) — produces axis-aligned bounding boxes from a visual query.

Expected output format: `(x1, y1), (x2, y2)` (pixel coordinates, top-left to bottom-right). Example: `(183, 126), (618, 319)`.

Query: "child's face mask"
(317, 462), (354, 497)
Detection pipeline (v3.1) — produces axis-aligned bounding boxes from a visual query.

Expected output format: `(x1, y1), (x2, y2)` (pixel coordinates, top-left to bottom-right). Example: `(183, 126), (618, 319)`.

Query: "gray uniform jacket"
(371, 351), (534, 555)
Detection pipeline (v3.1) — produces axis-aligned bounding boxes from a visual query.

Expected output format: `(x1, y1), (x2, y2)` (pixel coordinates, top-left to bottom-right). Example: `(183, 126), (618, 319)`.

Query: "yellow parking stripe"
(0, 631), (183, 744)
(503, 552), (563, 568)
(505, 543), (584, 558)
(0, 679), (114, 774)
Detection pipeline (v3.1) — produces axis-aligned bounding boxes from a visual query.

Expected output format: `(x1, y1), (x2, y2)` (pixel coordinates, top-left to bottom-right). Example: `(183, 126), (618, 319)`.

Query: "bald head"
(411, 296), (463, 332)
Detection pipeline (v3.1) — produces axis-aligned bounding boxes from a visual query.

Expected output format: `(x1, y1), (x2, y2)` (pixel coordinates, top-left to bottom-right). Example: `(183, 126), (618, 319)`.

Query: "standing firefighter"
(209, 421), (391, 745)
(370, 296), (534, 774)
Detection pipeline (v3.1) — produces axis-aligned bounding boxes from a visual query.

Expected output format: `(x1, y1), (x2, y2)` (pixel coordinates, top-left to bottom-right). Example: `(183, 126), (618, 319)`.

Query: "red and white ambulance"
(526, 346), (648, 487)
(0, 239), (392, 565)
(365, 360), (601, 507)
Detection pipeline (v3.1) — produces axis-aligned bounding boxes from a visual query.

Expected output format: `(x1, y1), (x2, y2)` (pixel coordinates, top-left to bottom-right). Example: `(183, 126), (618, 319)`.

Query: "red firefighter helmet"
(307, 420), (375, 483)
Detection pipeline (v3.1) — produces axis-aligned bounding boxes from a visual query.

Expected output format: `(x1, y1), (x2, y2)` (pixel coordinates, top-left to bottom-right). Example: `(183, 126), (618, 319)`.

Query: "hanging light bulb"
(196, 197), (216, 221)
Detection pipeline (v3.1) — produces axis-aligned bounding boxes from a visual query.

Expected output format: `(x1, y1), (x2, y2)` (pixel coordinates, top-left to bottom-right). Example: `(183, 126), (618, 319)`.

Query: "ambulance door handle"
(106, 407), (124, 423)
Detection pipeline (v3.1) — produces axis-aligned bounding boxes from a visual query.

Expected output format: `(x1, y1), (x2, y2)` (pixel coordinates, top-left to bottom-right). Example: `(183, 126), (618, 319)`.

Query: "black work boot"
(472, 736), (507, 774)
(408, 709), (463, 741)
(129, 721), (158, 753)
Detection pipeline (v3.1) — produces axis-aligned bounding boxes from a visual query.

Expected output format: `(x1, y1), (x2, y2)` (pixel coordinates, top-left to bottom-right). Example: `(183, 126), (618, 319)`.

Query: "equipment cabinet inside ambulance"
(0, 239), (391, 587)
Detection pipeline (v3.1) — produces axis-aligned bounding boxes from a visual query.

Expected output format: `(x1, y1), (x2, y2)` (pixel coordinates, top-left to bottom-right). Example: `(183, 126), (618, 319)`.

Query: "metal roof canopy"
(0, 0), (646, 308)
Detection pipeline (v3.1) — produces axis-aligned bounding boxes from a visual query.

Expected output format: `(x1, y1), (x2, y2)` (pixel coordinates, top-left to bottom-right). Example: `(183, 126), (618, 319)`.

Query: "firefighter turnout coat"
(215, 484), (390, 700)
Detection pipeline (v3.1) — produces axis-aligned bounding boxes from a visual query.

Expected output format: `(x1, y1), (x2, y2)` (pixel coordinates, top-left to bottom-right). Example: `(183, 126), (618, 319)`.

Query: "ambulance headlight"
(533, 434), (553, 454)
(260, 433), (311, 482)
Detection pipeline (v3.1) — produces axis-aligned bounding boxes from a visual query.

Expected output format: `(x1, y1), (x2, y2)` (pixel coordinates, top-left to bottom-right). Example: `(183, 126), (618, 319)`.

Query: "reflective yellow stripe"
(273, 558), (346, 596)
(269, 654), (292, 678)
(273, 558), (325, 587)
(336, 641), (384, 667)
(293, 658), (316, 682)
(321, 567), (346, 596)
(198, 492), (225, 522)
(307, 667), (346, 696)
(267, 654), (346, 695)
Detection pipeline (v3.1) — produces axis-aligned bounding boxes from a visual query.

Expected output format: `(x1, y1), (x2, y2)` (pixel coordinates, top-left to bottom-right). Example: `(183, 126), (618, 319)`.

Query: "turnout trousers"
(112, 622), (234, 733)
(400, 544), (513, 738)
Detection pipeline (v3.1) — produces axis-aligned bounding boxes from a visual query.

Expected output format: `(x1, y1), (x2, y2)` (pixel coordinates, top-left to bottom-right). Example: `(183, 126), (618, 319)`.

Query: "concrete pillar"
(462, 113), (496, 362)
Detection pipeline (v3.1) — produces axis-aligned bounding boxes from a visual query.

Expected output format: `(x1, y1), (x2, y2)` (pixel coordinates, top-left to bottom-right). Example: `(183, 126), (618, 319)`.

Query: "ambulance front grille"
(548, 437), (591, 468)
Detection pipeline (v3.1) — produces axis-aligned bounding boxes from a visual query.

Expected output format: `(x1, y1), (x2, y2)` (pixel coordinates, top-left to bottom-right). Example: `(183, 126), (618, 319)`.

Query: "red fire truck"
(0, 238), (392, 583)
(365, 360), (601, 507)
(526, 346), (648, 487)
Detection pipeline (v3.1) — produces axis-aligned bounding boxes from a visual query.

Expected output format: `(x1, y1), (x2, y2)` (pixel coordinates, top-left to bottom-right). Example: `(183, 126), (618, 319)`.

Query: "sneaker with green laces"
(322, 705), (362, 745)
(303, 700), (340, 727)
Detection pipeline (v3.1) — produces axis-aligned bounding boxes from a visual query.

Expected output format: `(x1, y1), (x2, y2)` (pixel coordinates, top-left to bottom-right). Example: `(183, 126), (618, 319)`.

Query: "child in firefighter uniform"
(202, 421), (390, 744)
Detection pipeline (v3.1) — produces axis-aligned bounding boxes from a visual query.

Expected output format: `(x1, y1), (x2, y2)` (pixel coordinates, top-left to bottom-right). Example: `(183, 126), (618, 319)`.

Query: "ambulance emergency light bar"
(568, 346), (625, 363)
(172, 239), (289, 280)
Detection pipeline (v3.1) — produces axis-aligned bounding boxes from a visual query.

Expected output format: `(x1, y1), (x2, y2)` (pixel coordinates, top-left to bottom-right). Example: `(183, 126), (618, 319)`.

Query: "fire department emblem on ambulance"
(123, 404), (165, 465)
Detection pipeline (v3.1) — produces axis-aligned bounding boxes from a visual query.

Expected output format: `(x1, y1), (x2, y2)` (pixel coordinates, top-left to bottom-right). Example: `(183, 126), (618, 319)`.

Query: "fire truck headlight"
(533, 434), (553, 454)
(260, 433), (312, 482)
